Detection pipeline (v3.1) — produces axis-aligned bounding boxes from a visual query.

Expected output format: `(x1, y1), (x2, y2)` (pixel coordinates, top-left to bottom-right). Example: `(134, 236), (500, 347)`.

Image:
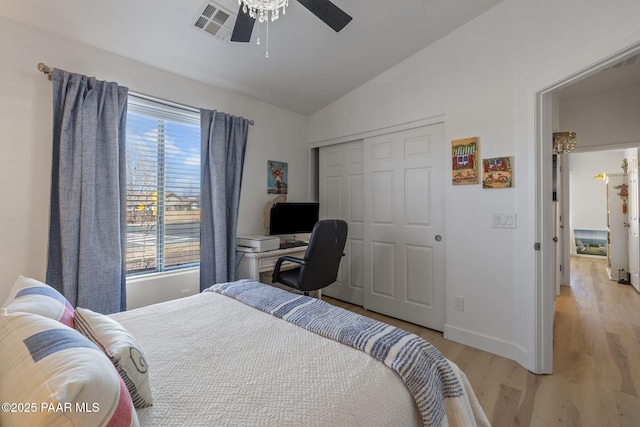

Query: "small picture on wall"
(452, 137), (479, 185)
(482, 156), (513, 189)
(574, 229), (607, 256)
(267, 160), (288, 194)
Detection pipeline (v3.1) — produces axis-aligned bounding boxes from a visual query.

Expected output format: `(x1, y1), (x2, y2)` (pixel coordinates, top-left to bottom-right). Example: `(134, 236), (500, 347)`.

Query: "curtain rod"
(36, 62), (254, 126)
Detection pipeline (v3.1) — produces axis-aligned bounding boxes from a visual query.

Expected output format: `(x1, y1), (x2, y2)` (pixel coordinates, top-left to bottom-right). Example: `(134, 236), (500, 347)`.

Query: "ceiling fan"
(230, 0), (353, 43)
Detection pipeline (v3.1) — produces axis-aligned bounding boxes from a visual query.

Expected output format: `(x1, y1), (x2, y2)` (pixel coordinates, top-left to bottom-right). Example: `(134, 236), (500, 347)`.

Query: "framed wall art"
(574, 229), (607, 256)
(452, 137), (479, 185)
(482, 156), (513, 189)
(267, 160), (288, 194)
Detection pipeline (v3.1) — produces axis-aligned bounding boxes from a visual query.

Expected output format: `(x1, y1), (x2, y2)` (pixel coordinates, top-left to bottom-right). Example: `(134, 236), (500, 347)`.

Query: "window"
(125, 95), (201, 276)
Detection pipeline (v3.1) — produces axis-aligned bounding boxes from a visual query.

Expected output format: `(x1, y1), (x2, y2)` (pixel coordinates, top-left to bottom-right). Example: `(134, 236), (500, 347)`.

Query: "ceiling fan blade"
(296, 0), (352, 32)
(231, 5), (255, 42)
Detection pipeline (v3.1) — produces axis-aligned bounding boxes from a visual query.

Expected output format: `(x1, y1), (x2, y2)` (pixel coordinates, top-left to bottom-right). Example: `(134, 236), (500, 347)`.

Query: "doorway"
(564, 149), (631, 284)
(536, 43), (640, 374)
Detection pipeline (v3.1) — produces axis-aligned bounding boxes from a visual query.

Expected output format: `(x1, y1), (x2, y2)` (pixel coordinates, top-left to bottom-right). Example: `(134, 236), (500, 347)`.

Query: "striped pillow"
(75, 307), (153, 408)
(0, 309), (139, 427)
(2, 276), (74, 327)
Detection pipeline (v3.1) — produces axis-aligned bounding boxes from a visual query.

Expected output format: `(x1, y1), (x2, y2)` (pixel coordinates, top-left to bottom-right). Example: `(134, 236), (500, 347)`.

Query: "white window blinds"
(125, 95), (201, 276)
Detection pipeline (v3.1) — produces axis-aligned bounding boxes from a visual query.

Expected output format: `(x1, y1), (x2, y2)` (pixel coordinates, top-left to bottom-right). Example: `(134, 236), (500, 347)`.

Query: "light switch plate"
(492, 212), (517, 229)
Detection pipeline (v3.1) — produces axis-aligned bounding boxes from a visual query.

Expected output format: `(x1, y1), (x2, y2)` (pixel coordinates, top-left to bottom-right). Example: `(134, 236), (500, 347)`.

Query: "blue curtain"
(46, 69), (129, 314)
(200, 109), (249, 291)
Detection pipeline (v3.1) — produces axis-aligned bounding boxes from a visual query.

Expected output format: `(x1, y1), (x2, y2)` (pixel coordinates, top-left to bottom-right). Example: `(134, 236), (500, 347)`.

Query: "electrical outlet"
(454, 296), (464, 311)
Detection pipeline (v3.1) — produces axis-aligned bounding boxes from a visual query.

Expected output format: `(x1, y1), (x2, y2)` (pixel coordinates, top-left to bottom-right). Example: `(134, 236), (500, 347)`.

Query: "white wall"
(307, 0), (640, 371)
(560, 84), (640, 149)
(0, 16), (309, 302)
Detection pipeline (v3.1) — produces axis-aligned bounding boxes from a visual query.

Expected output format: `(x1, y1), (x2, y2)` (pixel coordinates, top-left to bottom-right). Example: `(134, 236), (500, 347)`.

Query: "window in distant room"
(126, 95), (201, 276)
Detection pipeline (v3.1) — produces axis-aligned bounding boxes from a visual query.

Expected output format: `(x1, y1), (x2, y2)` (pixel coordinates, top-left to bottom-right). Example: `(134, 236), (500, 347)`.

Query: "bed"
(110, 280), (490, 427)
(0, 277), (489, 427)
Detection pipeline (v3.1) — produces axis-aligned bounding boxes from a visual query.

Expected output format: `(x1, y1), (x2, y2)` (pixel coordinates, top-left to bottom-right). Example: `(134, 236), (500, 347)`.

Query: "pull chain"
(256, 19), (261, 45)
(266, 18), (269, 58)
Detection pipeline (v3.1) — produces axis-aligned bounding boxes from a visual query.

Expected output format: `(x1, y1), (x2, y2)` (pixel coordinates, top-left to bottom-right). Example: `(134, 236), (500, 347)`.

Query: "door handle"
(435, 235), (442, 242)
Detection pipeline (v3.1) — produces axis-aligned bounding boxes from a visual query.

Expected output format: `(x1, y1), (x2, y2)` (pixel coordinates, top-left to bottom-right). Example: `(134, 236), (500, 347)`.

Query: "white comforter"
(111, 290), (489, 426)
(112, 291), (421, 426)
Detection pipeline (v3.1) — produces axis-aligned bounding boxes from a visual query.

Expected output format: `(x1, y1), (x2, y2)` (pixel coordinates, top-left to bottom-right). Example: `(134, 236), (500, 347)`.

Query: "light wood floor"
(324, 256), (640, 426)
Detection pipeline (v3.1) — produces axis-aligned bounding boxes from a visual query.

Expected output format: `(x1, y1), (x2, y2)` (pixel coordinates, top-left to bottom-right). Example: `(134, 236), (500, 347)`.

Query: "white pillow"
(75, 307), (153, 408)
(2, 276), (74, 327)
(0, 309), (139, 427)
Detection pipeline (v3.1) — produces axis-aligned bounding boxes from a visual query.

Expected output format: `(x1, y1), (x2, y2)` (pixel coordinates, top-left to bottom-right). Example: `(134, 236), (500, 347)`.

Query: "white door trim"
(628, 151), (640, 292)
(535, 41), (640, 374)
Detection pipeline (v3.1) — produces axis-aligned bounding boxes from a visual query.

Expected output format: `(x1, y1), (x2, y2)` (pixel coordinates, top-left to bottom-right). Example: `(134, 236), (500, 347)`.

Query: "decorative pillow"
(2, 276), (74, 327)
(75, 307), (153, 408)
(0, 309), (139, 427)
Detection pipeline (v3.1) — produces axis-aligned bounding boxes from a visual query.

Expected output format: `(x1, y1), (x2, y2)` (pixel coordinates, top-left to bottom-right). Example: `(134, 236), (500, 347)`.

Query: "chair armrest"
(272, 256), (307, 282)
(274, 256), (307, 270)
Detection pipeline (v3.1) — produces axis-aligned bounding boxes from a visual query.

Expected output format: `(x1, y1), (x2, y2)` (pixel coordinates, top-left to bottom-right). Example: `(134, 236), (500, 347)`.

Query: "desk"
(236, 246), (320, 297)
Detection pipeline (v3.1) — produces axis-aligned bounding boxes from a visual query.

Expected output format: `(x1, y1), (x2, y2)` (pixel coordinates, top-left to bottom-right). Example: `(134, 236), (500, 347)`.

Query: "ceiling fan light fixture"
(231, 0), (352, 58)
(239, 0), (289, 23)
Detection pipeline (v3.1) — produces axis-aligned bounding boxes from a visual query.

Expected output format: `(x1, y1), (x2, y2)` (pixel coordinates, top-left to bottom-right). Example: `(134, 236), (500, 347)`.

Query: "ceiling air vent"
(601, 54), (640, 73)
(192, 1), (237, 42)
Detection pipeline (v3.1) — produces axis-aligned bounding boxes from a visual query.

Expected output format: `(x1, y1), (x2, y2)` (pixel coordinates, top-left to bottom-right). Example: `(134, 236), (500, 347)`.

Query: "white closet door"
(319, 140), (365, 305)
(363, 123), (446, 331)
(629, 152), (640, 292)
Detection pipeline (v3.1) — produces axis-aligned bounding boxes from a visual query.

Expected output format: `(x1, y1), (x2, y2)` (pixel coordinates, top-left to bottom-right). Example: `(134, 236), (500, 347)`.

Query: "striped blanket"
(208, 280), (488, 427)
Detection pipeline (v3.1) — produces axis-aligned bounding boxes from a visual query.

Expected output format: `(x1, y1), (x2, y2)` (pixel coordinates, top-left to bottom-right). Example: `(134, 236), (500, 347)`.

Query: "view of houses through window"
(125, 96), (201, 276)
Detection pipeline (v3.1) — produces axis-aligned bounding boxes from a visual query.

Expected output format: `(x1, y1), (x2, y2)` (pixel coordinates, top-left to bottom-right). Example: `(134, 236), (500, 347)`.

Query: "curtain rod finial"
(37, 62), (53, 80)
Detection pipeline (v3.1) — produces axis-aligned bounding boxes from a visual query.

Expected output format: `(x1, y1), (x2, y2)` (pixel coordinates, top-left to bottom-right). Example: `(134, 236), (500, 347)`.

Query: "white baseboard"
(444, 323), (526, 364)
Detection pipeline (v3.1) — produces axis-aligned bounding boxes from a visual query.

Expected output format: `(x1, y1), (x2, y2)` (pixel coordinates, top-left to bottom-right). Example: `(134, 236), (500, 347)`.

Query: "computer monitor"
(268, 202), (319, 237)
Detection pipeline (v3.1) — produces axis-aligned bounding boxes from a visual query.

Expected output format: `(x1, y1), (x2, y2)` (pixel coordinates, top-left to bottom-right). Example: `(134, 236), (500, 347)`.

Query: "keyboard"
(279, 241), (308, 249)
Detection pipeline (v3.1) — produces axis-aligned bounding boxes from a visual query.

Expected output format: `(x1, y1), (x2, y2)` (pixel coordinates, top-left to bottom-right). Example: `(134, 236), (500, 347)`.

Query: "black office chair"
(272, 219), (348, 296)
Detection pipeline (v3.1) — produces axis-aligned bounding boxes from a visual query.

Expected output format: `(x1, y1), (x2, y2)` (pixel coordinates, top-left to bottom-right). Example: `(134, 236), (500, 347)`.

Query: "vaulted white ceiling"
(0, 0), (505, 115)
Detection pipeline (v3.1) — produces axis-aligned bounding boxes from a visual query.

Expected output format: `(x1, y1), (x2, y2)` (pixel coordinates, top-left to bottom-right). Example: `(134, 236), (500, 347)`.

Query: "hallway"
(550, 256), (640, 425)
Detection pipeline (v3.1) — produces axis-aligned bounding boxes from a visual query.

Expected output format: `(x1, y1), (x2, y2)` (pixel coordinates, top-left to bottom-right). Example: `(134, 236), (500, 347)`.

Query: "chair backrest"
(296, 219), (348, 292)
